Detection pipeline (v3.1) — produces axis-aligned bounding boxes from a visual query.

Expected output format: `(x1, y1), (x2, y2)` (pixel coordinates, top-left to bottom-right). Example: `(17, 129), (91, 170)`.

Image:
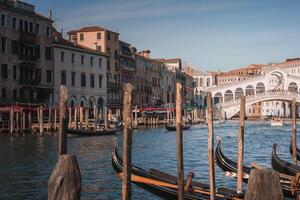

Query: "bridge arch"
(288, 82), (298, 93)
(256, 82), (265, 94)
(235, 88), (244, 99)
(224, 90), (233, 102)
(245, 85), (254, 96)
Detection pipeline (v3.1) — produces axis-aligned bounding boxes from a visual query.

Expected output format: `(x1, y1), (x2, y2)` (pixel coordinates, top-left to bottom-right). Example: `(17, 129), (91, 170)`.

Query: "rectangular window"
(107, 60), (110, 70)
(115, 35), (117, 42)
(13, 89), (17, 100)
(71, 72), (76, 86)
(13, 65), (17, 80)
(1, 64), (8, 79)
(1, 37), (7, 53)
(45, 47), (51, 60)
(12, 17), (16, 29)
(90, 74), (94, 88)
(98, 75), (102, 88)
(90, 57), (93, 66)
(19, 19), (23, 31)
(107, 47), (110, 52)
(2, 88), (6, 99)
(24, 20), (28, 31)
(97, 32), (101, 39)
(81, 73), (86, 87)
(81, 55), (84, 65)
(1, 14), (6, 26)
(61, 71), (66, 85)
(36, 45), (40, 58)
(80, 33), (84, 40)
(46, 26), (50, 37)
(97, 45), (101, 52)
(106, 32), (110, 40)
(99, 58), (102, 67)
(29, 22), (33, 32)
(35, 24), (39, 34)
(46, 70), (52, 83)
(61, 51), (64, 62)
(11, 40), (18, 54)
(71, 53), (75, 63)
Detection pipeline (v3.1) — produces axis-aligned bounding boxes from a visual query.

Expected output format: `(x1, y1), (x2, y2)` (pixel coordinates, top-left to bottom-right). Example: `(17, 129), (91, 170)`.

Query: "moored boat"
(215, 139), (299, 198)
(271, 144), (300, 176)
(165, 124), (191, 131)
(112, 140), (242, 200)
(270, 118), (283, 127)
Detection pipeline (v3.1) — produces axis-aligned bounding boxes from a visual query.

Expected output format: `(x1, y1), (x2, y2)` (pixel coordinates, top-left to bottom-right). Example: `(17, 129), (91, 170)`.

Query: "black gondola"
(112, 140), (242, 200)
(67, 128), (119, 136)
(216, 139), (298, 198)
(272, 144), (300, 176)
(289, 141), (300, 161)
(165, 124), (191, 131)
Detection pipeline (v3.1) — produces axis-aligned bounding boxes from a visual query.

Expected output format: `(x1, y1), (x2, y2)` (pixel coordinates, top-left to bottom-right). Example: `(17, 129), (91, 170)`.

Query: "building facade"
(67, 26), (121, 110)
(0, 0), (53, 105)
(53, 35), (107, 115)
(160, 66), (175, 107)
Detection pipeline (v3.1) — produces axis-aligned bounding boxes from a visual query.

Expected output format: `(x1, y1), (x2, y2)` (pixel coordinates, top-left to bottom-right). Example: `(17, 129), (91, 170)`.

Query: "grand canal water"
(0, 121), (297, 199)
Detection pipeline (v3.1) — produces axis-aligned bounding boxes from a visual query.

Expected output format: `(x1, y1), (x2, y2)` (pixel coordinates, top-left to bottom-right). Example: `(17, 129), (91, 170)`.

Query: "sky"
(25, 0), (300, 71)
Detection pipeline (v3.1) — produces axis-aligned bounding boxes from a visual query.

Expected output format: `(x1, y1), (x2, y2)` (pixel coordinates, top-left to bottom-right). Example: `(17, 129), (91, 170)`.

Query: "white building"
(53, 34), (108, 115)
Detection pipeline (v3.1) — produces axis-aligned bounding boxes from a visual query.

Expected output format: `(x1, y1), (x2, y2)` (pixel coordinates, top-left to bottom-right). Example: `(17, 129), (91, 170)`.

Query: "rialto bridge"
(207, 67), (300, 119)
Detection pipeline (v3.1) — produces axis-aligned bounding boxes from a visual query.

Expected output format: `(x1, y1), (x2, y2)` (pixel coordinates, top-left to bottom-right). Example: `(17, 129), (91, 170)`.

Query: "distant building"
(67, 26), (121, 111)
(0, 0), (53, 104)
(160, 66), (175, 107)
(53, 33), (108, 116)
(119, 40), (136, 88)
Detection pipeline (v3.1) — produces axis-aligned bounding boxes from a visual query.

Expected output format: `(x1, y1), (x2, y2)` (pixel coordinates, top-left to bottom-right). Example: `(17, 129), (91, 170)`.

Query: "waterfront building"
(67, 26), (121, 111)
(135, 50), (162, 107)
(53, 33), (108, 115)
(160, 65), (175, 107)
(0, 0), (53, 104)
(119, 40), (136, 95)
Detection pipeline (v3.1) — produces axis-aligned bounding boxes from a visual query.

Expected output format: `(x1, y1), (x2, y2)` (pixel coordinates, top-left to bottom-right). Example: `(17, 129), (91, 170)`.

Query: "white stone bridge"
(207, 67), (300, 119)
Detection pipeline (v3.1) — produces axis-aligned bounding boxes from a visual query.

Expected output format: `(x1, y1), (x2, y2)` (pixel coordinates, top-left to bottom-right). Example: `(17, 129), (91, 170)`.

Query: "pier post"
(28, 112), (32, 133)
(134, 105), (138, 127)
(206, 92), (215, 200)
(16, 112), (20, 133)
(74, 107), (78, 130)
(79, 107), (83, 129)
(94, 106), (98, 130)
(54, 108), (57, 131)
(39, 106), (44, 135)
(176, 82), (184, 200)
(237, 96), (246, 194)
(68, 107), (72, 129)
(85, 108), (89, 130)
(9, 106), (14, 135)
(292, 98), (297, 165)
(22, 111), (25, 133)
(122, 84), (133, 200)
(48, 108), (52, 130)
(58, 86), (68, 157)
(104, 107), (108, 130)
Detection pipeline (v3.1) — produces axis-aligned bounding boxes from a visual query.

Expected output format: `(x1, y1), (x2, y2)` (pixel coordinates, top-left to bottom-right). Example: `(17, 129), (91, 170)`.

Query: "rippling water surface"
(0, 121), (298, 199)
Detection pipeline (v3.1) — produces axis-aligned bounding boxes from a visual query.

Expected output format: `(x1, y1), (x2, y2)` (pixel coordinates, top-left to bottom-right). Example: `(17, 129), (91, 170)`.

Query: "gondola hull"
(215, 140), (298, 198)
(165, 125), (191, 131)
(112, 140), (241, 200)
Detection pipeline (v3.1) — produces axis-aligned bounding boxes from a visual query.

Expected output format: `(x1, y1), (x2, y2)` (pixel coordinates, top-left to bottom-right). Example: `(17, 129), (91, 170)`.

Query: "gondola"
(112, 139), (242, 200)
(272, 144), (300, 176)
(67, 128), (119, 136)
(216, 139), (299, 198)
(165, 124), (191, 131)
(289, 141), (300, 161)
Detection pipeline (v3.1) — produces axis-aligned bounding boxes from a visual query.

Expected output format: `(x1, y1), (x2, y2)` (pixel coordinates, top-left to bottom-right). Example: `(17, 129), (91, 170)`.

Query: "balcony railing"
(107, 99), (123, 106)
(19, 78), (41, 86)
(108, 82), (121, 90)
(20, 31), (37, 44)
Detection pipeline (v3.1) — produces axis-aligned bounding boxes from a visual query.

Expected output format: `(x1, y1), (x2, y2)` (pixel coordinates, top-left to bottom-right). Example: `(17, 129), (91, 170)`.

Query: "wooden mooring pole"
(292, 98), (297, 165)
(58, 86), (68, 157)
(122, 83), (133, 200)
(9, 106), (14, 135)
(237, 96), (246, 194)
(206, 91), (215, 200)
(176, 82), (184, 200)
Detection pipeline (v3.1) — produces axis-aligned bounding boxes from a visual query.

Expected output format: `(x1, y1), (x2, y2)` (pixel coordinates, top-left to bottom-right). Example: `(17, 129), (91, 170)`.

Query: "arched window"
(245, 85), (254, 96)
(235, 88), (244, 99)
(288, 82), (298, 93)
(224, 90), (233, 102)
(256, 82), (265, 94)
(206, 78), (210, 87)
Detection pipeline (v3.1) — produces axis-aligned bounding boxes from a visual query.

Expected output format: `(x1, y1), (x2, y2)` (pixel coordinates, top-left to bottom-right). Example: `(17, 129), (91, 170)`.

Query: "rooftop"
(67, 26), (119, 35)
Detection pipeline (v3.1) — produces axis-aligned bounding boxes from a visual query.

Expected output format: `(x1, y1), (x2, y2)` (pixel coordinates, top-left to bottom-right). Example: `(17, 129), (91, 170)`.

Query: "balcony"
(20, 31), (37, 44)
(19, 78), (41, 86)
(19, 54), (37, 62)
(107, 99), (123, 107)
(108, 82), (121, 91)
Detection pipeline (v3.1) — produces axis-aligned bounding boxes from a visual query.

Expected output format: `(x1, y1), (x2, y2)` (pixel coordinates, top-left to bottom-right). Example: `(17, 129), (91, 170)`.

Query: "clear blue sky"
(25, 0), (300, 71)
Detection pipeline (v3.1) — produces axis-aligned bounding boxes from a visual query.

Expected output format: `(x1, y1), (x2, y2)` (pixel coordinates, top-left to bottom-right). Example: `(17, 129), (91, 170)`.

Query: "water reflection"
(0, 121), (299, 199)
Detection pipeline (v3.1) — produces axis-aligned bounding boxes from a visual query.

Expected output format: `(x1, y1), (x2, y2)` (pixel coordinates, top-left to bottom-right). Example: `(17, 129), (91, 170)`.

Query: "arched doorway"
(256, 82), (265, 94)
(98, 97), (104, 118)
(235, 88), (244, 99)
(224, 90), (233, 102)
(79, 96), (87, 107)
(288, 82), (298, 93)
(245, 85), (254, 96)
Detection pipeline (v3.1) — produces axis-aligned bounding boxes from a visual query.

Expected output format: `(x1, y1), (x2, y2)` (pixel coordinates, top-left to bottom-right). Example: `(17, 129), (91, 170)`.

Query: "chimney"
(48, 10), (52, 20)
